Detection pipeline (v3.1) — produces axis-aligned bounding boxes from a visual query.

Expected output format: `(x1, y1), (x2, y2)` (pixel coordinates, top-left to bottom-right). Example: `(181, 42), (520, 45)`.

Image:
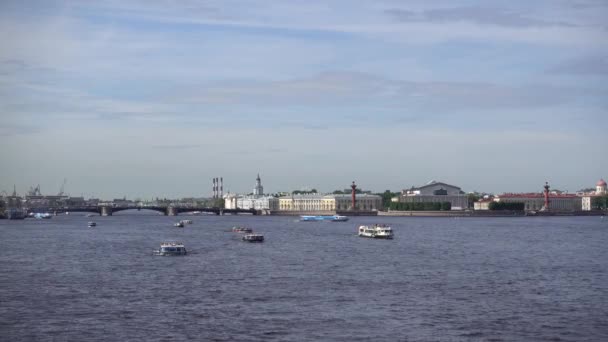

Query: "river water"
(1, 213), (607, 341)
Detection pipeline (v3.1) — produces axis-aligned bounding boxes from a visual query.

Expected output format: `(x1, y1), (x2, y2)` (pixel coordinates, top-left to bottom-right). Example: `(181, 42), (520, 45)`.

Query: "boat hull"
(300, 215), (349, 222)
(359, 234), (393, 239)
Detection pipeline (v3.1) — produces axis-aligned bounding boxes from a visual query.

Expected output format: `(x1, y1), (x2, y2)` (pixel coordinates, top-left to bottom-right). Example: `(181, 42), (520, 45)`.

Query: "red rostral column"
(543, 181), (550, 210)
(351, 181), (357, 210)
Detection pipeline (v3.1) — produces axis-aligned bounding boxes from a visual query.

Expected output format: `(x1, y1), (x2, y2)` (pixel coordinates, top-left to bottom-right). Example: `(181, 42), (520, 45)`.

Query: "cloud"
(385, 6), (574, 28)
(150, 144), (203, 150)
(0, 123), (40, 137)
(172, 71), (588, 111)
(549, 55), (608, 75)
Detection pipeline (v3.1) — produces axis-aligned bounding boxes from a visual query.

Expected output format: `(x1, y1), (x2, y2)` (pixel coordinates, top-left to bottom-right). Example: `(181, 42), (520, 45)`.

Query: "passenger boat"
(173, 221), (184, 228)
(156, 242), (187, 256)
(242, 234), (264, 242)
(180, 219), (193, 225)
(300, 215), (349, 222)
(358, 224), (393, 239)
(232, 226), (253, 233)
(88, 222), (97, 227)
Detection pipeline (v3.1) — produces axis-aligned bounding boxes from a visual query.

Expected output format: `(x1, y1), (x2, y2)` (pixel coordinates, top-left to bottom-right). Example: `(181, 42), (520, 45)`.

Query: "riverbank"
(379, 210), (606, 217)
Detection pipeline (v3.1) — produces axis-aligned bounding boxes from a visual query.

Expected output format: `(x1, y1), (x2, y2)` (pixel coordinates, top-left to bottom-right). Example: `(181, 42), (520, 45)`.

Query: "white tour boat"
(88, 221), (97, 227)
(180, 219), (193, 225)
(156, 242), (187, 256)
(358, 224), (393, 239)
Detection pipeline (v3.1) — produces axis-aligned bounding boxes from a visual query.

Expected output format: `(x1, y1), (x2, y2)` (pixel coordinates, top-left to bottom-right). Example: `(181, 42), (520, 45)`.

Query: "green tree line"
(591, 196), (608, 210)
(389, 202), (451, 211)
(488, 202), (525, 211)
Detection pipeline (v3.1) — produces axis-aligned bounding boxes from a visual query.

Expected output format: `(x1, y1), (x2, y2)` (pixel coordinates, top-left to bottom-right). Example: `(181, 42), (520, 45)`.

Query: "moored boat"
(358, 224), (393, 239)
(156, 242), (187, 256)
(242, 234), (264, 242)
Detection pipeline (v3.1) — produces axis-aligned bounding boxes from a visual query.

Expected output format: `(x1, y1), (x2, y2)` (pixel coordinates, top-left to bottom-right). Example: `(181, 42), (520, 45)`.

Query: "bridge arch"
(111, 207), (168, 215)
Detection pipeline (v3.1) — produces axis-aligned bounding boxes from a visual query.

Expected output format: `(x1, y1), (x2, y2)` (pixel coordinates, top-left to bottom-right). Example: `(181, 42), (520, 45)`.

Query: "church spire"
(253, 173), (263, 197)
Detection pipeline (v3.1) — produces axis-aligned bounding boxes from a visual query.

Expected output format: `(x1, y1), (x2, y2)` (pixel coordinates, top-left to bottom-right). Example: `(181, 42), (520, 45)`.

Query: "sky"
(1, 0), (607, 199)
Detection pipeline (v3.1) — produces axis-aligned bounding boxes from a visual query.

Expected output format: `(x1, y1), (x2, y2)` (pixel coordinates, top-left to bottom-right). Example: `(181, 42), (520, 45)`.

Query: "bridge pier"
(101, 206), (112, 216)
(167, 207), (177, 216)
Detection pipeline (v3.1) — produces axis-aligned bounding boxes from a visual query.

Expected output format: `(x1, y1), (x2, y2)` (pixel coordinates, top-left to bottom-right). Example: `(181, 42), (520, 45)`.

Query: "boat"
(86, 214), (96, 217)
(156, 242), (187, 256)
(358, 224), (393, 239)
(33, 212), (52, 219)
(232, 226), (253, 233)
(88, 222), (97, 227)
(180, 219), (193, 225)
(300, 215), (349, 222)
(330, 215), (349, 222)
(173, 221), (184, 228)
(242, 234), (264, 242)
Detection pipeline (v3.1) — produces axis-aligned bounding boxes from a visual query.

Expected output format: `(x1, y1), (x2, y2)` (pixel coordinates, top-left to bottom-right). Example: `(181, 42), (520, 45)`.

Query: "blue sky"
(1, 0), (607, 199)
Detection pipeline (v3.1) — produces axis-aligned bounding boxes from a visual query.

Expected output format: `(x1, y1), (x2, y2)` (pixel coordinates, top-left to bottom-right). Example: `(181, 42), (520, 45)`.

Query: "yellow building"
(278, 194), (382, 211)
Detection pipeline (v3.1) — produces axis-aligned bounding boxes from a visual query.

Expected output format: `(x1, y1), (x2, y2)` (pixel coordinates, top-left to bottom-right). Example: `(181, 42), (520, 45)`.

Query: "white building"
(223, 174), (278, 210)
(581, 179), (607, 211)
(396, 180), (469, 210)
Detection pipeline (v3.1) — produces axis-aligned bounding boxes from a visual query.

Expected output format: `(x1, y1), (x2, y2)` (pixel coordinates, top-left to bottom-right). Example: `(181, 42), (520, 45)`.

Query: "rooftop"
(498, 193), (579, 198)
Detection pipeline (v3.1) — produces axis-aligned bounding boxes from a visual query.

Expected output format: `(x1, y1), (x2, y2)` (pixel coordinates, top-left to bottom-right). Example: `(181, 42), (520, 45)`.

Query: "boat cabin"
(158, 242), (187, 256)
(242, 234), (264, 242)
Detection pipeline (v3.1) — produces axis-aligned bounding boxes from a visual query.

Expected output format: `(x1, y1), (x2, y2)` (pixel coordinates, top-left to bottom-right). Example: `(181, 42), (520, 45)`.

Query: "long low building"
(224, 194), (279, 210)
(493, 193), (582, 211)
(278, 194), (382, 211)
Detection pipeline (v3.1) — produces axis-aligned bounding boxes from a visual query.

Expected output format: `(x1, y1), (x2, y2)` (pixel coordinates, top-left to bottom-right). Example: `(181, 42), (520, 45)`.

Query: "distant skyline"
(1, 0), (606, 199)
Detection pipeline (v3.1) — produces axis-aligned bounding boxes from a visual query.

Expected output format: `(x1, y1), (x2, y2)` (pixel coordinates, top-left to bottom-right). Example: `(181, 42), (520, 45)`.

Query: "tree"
(489, 202), (524, 210)
(375, 190), (399, 209)
(592, 196), (608, 210)
(467, 193), (480, 208)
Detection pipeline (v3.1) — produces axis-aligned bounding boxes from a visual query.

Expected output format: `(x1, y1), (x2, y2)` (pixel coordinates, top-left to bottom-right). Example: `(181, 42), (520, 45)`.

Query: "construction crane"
(58, 178), (67, 196)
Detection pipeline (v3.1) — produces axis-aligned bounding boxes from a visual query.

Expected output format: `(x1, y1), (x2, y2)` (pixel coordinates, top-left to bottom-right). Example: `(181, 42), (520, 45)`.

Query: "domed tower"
(253, 174), (264, 197)
(597, 179), (607, 195)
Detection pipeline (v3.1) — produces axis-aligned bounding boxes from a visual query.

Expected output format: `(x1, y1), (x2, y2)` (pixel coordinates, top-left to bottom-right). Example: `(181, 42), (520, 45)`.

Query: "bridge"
(45, 205), (257, 216)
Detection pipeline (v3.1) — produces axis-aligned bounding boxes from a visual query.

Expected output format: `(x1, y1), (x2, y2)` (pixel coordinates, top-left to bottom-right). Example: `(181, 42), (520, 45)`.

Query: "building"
(237, 196), (279, 210)
(278, 193), (382, 211)
(493, 193), (581, 211)
(253, 174), (263, 197)
(581, 179), (607, 211)
(224, 174), (278, 210)
(474, 199), (493, 210)
(395, 180), (469, 210)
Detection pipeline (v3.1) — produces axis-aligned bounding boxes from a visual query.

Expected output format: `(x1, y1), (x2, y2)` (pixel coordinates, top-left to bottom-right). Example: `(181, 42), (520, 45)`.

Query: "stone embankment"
(268, 210), (605, 217)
